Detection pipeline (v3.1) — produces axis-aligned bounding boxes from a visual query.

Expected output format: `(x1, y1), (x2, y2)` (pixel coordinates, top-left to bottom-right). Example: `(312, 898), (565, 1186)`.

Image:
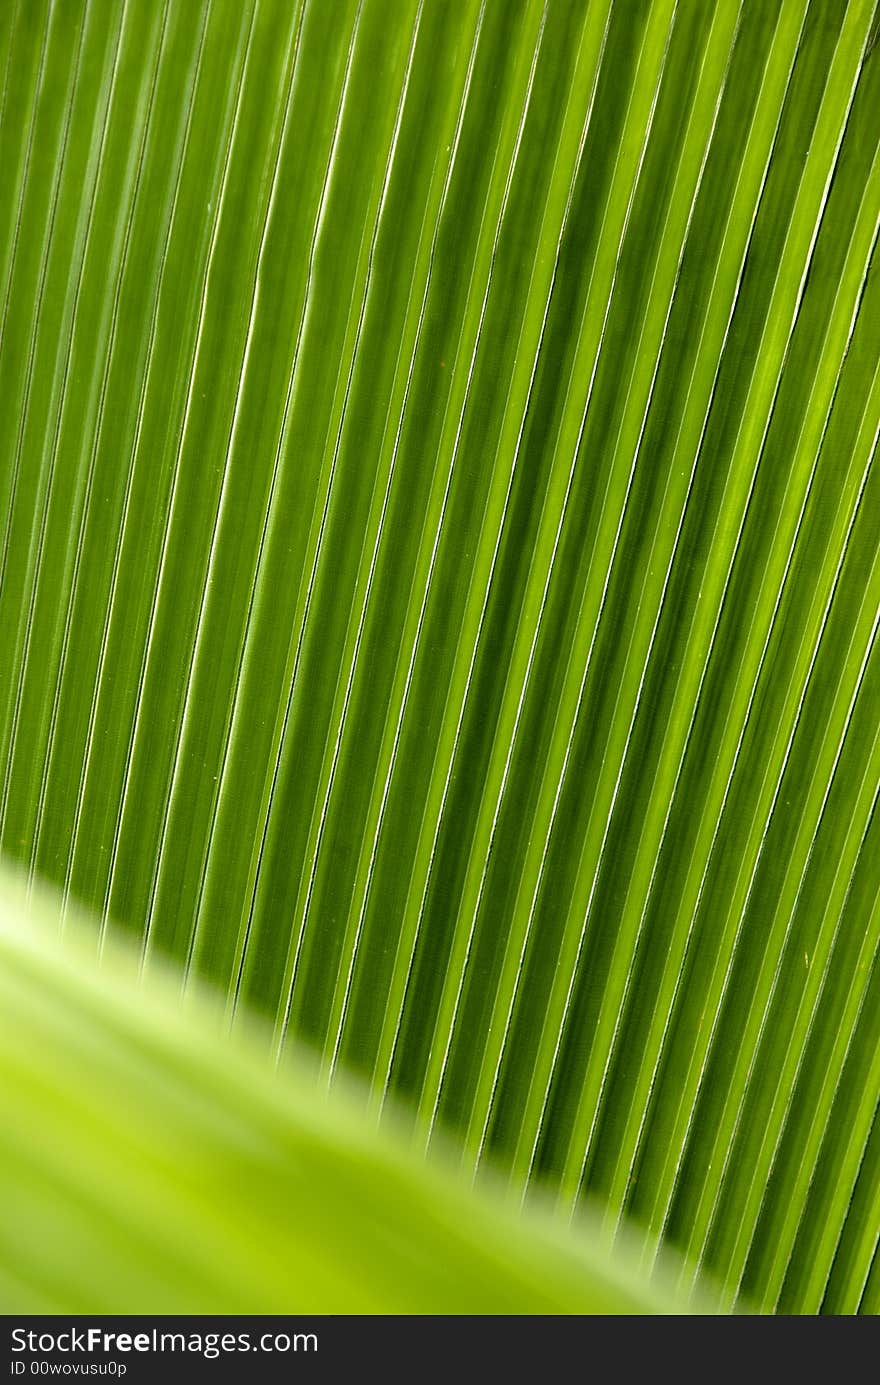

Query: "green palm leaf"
(1, 0), (878, 1314)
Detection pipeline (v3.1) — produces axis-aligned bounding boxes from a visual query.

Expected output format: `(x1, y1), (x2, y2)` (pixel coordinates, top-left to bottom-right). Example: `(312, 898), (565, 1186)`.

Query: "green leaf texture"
(0, 872), (709, 1314)
(1, 0), (879, 1314)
